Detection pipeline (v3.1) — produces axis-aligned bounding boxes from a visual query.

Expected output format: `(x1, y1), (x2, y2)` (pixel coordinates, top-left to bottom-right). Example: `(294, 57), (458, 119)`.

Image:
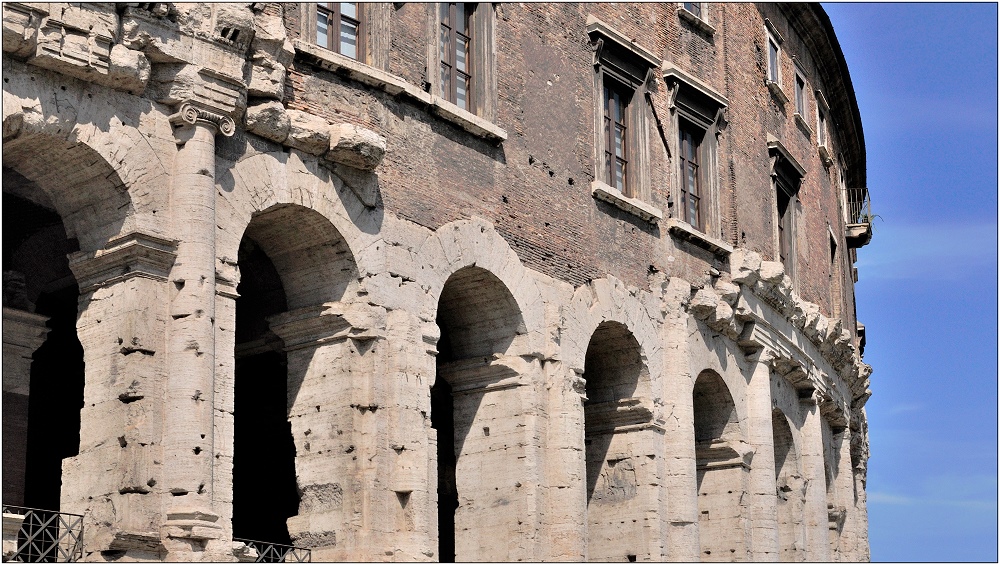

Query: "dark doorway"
(232, 236), (299, 544)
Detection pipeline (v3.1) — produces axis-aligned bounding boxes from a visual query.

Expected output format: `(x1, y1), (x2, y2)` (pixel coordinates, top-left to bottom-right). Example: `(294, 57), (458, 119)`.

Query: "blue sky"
(823, 3), (998, 561)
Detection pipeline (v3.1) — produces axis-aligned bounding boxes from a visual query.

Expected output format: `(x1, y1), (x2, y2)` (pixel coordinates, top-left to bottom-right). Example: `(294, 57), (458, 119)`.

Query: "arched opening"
(582, 321), (652, 562)
(2, 173), (85, 560)
(692, 371), (748, 561)
(232, 236), (297, 545)
(232, 203), (360, 551)
(432, 266), (525, 562)
(772, 409), (804, 562)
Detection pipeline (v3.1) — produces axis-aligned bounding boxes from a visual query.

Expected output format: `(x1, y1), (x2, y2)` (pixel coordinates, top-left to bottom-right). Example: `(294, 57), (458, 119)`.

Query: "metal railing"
(844, 187), (872, 225)
(2, 505), (83, 563)
(233, 538), (311, 563)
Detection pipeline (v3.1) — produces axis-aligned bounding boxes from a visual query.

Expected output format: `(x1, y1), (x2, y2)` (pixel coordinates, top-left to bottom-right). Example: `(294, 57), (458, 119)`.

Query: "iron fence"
(2, 505), (83, 563)
(844, 187), (872, 225)
(233, 538), (311, 563)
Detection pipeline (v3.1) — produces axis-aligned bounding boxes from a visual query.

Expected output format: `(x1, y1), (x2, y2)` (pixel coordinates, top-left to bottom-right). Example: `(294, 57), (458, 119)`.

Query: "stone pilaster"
(541, 365), (587, 561)
(161, 101), (234, 548)
(799, 391), (831, 561)
(746, 348), (779, 561)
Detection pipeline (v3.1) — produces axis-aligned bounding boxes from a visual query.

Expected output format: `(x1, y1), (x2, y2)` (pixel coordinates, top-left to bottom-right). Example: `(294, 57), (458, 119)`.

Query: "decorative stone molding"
(2, 307), (50, 395)
(268, 303), (387, 351)
(591, 180), (663, 223)
(664, 218), (733, 256)
(169, 100), (236, 136)
(68, 232), (178, 294)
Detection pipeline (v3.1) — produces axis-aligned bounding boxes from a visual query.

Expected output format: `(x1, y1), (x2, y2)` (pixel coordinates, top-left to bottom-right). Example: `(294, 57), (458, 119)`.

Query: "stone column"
(2, 305), (50, 507)
(161, 101), (235, 543)
(746, 349), (779, 561)
(799, 391), (830, 561)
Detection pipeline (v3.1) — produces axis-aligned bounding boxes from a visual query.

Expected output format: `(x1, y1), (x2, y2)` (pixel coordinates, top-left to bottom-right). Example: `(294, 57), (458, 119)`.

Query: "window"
(316, 3), (362, 60)
(430, 3), (496, 120)
(768, 38), (780, 84)
(684, 2), (702, 18)
(663, 63), (728, 238)
(817, 106), (827, 146)
(768, 136), (805, 279)
(439, 3), (473, 111)
(604, 79), (631, 195)
(678, 120), (703, 228)
(815, 89), (832, 165)
(677, 2), (715, 35)
(587, 16), (661, 213)
(794, 73), (805, 115)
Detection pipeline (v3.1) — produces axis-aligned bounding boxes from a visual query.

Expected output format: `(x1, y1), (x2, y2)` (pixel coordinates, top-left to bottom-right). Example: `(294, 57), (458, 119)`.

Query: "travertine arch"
(563, 277), (662, 381)
(219, 149), (384, 299)
(3, 65), (169, 250)
(415, 217), (546, 354)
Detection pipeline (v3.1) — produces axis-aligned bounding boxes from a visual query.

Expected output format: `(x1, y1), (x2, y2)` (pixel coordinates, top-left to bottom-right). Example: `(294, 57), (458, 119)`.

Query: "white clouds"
(886, 403), (924, 415)
(869, 473), (998, 511)
(854, 220), (997, 281)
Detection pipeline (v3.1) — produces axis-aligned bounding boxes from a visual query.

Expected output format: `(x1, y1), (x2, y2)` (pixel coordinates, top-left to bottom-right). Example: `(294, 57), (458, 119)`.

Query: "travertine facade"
(2, 2), (873, 562)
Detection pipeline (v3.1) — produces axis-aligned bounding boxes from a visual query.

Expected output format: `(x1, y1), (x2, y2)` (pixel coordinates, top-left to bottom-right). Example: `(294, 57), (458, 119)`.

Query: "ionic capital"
(169, 100), (236, 137)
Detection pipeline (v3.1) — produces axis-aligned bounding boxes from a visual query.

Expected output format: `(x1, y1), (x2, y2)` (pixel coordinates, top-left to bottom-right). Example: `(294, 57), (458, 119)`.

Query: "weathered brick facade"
(3, 2), (872, 562)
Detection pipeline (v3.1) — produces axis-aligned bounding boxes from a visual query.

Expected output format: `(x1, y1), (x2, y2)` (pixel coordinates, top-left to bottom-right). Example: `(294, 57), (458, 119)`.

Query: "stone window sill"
(767, 80), (788, 105)
(293, 39), (507, 143)
(677, 7), (716, 36)
(818, 144), (833, 166)
(664, 217), (733, 257)
(794, 112), (813, 138)
(591, 181), (663, 223)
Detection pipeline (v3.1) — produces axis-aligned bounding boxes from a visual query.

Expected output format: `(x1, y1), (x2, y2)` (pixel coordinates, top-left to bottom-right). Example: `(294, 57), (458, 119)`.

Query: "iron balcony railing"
(845, 187), (872, 225)
(233, 538), (311, 563)
(2, 505), (83, 563)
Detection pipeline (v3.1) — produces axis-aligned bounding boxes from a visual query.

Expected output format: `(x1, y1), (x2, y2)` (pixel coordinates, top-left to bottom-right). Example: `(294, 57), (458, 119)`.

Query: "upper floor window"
(440, 3), (473, 111)
(587, 16), (661, 209)
(317, 3), (362, 60)
(768, 37), (780, 83)
(678, 120), (703, 229)
(794, 72), (806, 115)
(663, 63), (728, 238)
(684, 2), (703, 18)
(768, 136), (805, 279)
(604, 79), (631, 195)
(817, 106), (827, 146)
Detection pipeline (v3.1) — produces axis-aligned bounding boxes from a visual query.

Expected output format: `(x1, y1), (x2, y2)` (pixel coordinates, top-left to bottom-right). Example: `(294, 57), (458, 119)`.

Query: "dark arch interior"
(583, 321), (645, 502)
(232, 235), (298, 545)
(772, 410), (796, 480)
(2, 188), (84, 513)
(692, 371), (739, 443)
(432, 266), (524, 562)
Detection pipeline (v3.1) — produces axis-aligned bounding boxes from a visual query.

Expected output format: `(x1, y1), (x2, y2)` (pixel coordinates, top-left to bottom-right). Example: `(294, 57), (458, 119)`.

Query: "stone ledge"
(591, 181), (663, 223)
(767, 80), (789, 105)
(293, 39), (507, 143)
(794, 112), (813, 138)
(676, 7), (717, 36)
(664, 218), (733, 256)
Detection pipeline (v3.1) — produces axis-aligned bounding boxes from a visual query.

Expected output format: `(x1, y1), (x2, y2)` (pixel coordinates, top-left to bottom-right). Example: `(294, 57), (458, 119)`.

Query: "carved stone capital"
(169, 100), (236, 137)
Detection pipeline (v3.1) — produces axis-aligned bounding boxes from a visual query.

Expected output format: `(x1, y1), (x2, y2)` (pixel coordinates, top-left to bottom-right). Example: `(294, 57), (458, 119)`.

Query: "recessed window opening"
(768, 38), (780, 83)
(817, 107), (827, 147)
(440, 3), (474, 111)
(678, 118), (705, 229)
(604, 77), (632, 196)
(317, 3), (362, 60)
(794, 73), (806, 115)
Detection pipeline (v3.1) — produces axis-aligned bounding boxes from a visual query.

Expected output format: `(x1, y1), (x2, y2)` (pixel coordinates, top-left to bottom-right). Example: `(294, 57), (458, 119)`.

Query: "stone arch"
(416, 217), (545, 356)
(218, 150), (384, 296)
(582, 320), (657, 562)
(563, 276), (661, 379)
(772, 409), (805, 562)
(431, 264), (532, 561)
(693, 369), (751, 562)
(3, 68), (170, 251)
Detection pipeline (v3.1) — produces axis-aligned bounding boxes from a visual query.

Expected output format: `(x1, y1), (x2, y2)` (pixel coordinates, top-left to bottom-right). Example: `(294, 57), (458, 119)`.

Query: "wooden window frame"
(428, 3), (496, 121)
(678, 119), (704, 229)
(439, 3), (473, 111)
(603, 77), (631, 196)
(768, 136), (805, 281)
(794, 72), (806, 115)
(315, 3), (364, 61)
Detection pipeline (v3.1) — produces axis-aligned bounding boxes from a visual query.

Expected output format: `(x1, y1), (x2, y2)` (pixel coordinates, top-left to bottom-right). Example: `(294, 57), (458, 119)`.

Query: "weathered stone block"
(325, 124), (387, 171)
(286, 109), (330, 155)
(759, 261), (785, 284)
(245, 100), (289, 143)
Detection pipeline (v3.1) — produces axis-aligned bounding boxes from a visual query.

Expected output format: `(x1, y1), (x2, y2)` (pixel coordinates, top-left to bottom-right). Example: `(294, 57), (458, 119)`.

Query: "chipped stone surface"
(1, 3), (872, 562)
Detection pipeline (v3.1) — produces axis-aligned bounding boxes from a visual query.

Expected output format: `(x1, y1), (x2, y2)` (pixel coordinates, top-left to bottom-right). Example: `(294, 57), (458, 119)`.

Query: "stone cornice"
(68, 232), (178, 293)
(268, 303), (386, 352)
